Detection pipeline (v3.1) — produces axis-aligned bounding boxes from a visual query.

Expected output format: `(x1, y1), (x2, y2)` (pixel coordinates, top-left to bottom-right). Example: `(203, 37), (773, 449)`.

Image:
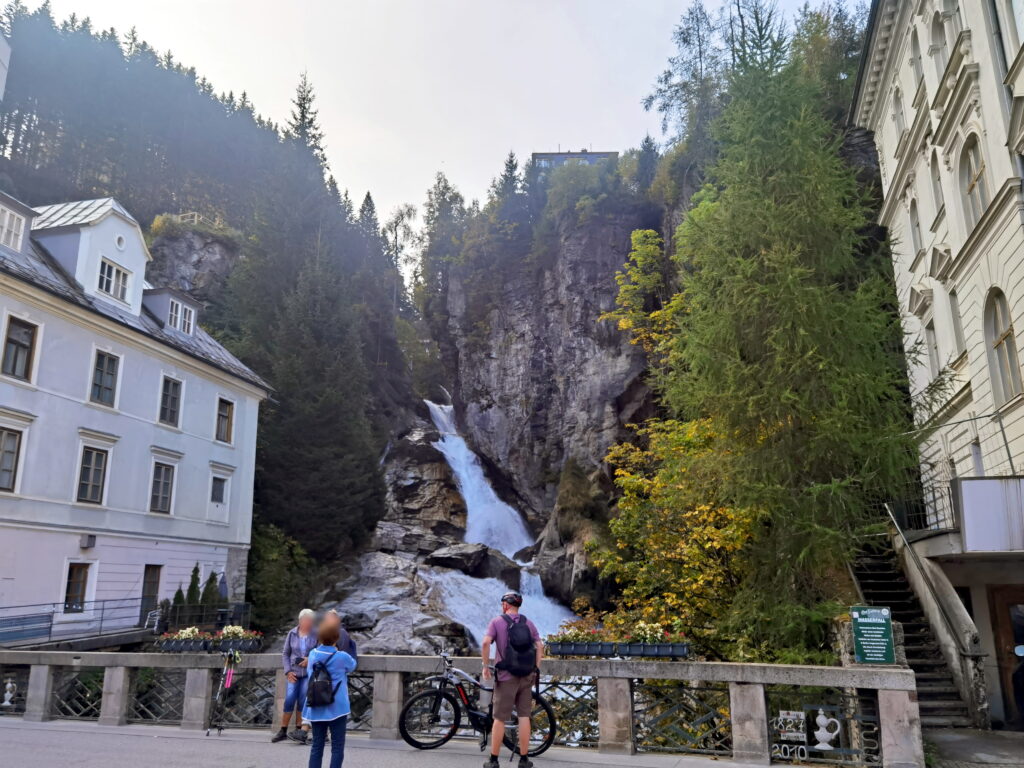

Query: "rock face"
(318, 418), (520, 653)
(445, 214), (649, 600)
(147, 227), (241, 303)
(447, 215), (647, 524)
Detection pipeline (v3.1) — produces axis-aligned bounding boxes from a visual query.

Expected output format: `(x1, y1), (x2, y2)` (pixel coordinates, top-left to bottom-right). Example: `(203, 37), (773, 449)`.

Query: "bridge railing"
(0, 651), (922, 767)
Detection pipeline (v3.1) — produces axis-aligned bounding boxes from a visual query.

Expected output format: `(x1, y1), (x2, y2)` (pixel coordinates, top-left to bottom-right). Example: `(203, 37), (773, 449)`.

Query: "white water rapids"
(422, 401), (574, 645)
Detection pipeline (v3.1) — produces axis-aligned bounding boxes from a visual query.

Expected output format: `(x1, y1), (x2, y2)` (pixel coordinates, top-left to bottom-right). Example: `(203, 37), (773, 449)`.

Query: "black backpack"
(496, 615), (536, 678)
(306, 649), (342, 707)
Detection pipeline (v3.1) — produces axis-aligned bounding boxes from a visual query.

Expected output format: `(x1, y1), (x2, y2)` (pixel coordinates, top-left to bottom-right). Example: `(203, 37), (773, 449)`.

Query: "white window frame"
(73, 428), (118, 508)
(985, 288), (1024, 405)
(214, 395), (236, 445)
(0, 406), (34, 497)
(181, 304), (194, 335)
(56, 557), (99, 621)
(149, 448), (183, 516)
(87, 345), (123, 410)
(208, 462), (234, 524)
(168, 299), (181, 330)
(0, 204), (26, 251)
(168, 300), (195, 335)
(98, 259), (130, 303)
(960, 135), (989, 232)
(1, 308), (43, 386)
(157, 374), (185, 429)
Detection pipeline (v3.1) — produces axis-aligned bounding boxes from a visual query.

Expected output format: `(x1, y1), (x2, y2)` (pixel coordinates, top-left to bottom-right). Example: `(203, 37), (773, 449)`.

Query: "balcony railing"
(0, 599), (251, 647)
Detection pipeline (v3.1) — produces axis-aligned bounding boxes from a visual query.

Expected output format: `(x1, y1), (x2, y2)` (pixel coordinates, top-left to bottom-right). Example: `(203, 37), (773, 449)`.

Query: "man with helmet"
(481, 590), (543, 768)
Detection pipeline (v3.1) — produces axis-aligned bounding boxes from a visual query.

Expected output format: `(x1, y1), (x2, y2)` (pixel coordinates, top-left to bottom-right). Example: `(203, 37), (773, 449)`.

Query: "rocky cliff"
(445, 213), (650, 601)
(147, 225), (242, 303)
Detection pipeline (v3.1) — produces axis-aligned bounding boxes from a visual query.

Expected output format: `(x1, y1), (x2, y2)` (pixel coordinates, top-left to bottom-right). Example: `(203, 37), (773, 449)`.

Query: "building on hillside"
(530, 149), (618, 170)
(0, 194), (269, 638)
(853, 0), (1024, 728)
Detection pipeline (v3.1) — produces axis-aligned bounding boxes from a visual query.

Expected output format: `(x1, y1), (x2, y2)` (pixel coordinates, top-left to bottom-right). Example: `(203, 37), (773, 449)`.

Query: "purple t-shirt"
(485, 613), (540, 682)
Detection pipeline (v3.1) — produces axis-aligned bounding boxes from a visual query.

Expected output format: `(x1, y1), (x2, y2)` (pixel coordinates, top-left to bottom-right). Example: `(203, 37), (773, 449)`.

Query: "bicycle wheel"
(399, 688), (462, 750)
(502, 691), (557, 757)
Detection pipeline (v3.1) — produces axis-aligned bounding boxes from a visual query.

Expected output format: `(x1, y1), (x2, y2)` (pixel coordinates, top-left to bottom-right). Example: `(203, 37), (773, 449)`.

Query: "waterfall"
(424, 400), (574, 643)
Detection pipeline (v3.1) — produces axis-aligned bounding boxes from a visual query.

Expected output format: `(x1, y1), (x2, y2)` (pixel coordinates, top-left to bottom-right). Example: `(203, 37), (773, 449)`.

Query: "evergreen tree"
(258, 260), (384, 559)
(172, 585), (185, 607)
(185, 564), (201, 605)
(200, 571), (221, 607)
(635, 135), (659, 193)
(286, 71), (327, 168)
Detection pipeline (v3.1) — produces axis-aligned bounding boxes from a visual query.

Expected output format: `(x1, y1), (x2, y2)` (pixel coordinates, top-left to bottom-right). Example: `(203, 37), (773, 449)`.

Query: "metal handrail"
(883, 503), (984, 659)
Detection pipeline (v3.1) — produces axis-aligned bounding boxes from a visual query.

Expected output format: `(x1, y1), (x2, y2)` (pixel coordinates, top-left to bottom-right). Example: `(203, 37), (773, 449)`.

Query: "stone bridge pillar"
(729, 682), (770, 764)
(879, 689), (925, 768)
(23, 664), (54, 722)
(370, 671), (404, 740)
(98, 666), (130, 726)
(597, 677), (634, 754)
(180, 668), (212, 730)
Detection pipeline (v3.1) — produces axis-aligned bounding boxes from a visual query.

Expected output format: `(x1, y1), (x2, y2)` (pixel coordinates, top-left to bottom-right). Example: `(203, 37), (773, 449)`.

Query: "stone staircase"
(852, 541), (973, 728)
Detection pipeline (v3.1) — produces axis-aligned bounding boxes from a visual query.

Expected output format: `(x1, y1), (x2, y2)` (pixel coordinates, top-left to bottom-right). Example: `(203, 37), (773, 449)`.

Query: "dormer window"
(98, 259), (129, 302)
(168, 299), (194, 335)
(0, 205), (25, 251)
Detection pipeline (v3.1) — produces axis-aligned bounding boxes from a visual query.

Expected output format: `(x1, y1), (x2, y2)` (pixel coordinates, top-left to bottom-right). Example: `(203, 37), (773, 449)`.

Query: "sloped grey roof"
(0, 240), (270, 393)
(32, 198), (137, 230)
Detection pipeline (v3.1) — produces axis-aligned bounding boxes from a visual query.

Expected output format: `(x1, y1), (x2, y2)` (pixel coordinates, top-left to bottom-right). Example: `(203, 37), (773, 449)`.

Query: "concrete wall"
(0, 273), (260, 606)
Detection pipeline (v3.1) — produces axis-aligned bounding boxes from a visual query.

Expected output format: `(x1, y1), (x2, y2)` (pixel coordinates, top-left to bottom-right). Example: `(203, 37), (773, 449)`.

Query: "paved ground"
(0, 719), (758, 768)
(926, 728), (1024, 768)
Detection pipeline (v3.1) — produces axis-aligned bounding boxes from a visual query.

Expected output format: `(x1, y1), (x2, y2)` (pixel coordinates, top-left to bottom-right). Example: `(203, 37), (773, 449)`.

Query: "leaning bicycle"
(398, 652), (556, 757)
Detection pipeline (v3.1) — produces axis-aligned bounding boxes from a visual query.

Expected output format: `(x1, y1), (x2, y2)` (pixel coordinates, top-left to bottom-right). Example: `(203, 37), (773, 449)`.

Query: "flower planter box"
(546, 641), (618, 657)
(217, 638), (262, 653)
(620, 642), (689, 658)
(157, 638), (209, 652)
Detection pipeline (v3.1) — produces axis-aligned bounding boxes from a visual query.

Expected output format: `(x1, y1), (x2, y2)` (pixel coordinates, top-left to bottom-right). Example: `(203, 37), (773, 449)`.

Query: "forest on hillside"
(0, 0), (929, 660)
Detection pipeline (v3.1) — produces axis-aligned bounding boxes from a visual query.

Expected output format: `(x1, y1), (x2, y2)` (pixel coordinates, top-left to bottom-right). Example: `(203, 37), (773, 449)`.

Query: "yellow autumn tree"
(597, 419), (756, 655)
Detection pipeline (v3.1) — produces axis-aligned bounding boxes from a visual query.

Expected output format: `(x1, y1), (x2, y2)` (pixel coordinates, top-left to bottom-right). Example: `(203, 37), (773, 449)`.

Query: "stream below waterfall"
(422, 401), (574, 645)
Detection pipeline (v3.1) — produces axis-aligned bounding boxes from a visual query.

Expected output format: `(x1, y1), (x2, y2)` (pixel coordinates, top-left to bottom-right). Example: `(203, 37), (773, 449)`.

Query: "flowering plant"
(161, 626), (212, 640)
(216, 625), (261, 639)
(628, 622), (665, 644)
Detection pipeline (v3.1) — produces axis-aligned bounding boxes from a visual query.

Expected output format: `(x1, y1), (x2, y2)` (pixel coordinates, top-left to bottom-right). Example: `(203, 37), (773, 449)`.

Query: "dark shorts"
(493, 676), (533, 721)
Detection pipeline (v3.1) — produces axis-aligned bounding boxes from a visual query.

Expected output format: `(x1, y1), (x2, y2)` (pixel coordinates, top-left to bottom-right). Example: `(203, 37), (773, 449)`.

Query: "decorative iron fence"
(347, 671), (374, 731)
(0, 664), (29, 715)
(633, 680), (731, 756)
(50, 666), (104, 720)
(765, 685), (881, 766)
(210, 669), (275, 729)
(128, 667), (185, 724)
(540, 676), (598, 748)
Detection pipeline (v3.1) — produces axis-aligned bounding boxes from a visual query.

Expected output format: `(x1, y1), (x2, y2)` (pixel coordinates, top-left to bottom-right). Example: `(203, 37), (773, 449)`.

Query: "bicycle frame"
(423, 653), (494, 734)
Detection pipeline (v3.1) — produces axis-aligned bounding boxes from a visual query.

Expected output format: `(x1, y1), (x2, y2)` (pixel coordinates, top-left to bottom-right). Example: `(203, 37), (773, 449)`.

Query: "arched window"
(893, 89), (907, 136)
(960, 135), (988, 230)
(930, 152), (945, 214)
(911, 29), (924, 87)
(909, 199), (923, 254)
(985, 288), (1023, 404)
(931, 13), (949, 81)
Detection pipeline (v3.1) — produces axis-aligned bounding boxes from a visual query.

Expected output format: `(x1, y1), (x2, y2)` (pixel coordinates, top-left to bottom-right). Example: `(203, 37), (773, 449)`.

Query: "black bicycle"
(398, 652), (557, 757)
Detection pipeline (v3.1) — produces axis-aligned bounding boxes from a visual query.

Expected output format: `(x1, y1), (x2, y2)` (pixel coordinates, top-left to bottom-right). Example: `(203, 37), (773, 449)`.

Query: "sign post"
(850, 605), (895, 664)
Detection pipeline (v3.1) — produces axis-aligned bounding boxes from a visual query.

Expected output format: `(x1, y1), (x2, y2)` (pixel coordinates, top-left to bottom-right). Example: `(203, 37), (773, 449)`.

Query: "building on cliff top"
(530, 149), (617, 170)
(852, 0), (1024, 729)
(0, 190), (270, 642)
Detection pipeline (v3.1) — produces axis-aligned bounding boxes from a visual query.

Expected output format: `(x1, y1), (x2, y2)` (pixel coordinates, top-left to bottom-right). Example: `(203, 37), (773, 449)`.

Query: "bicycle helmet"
(501, 591), (523, 607)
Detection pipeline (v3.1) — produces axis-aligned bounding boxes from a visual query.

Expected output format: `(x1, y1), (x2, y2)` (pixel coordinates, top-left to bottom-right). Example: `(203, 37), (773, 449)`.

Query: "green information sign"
(851, 605), (895, 664)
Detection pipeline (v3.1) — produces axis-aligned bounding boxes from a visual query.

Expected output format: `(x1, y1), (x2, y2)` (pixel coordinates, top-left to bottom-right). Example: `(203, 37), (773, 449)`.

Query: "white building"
(0, 195), (269, 636)
(853, 0), (1024, 728)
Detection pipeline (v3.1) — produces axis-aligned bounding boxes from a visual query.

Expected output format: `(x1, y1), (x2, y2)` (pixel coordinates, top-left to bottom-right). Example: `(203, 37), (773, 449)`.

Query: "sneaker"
(483, 757), (499, 768)
(270, 728), (288, 743)
(287, 729), (308, 744)
(518, 757), (534, 768)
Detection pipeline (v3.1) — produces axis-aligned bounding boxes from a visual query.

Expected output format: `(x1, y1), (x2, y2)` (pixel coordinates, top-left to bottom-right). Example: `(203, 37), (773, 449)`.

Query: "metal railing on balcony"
(889, 411), (1017, 534)
(0, 599), (251, 647)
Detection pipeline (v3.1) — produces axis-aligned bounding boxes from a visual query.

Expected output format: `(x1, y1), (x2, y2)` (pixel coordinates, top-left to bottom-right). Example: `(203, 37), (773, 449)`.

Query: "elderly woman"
(271, 608), (317, 744)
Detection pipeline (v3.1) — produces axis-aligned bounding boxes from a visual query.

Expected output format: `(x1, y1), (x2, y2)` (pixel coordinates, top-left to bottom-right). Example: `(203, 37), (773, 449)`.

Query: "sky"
(33, 0), (810, 220)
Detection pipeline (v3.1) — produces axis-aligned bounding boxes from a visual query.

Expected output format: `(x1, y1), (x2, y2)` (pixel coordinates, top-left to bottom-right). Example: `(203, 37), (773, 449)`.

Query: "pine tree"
(286, 71), (327, 168)
(172, 585), (185, 607)
(200, 571), (221, 607)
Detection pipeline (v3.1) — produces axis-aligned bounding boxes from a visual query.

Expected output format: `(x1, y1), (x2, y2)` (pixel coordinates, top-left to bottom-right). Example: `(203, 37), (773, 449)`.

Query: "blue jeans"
(283, 676), (308, 715)
(308, 716), (347, 768)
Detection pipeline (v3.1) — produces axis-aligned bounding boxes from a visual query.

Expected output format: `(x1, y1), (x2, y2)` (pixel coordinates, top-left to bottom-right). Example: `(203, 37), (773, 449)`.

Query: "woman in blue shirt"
(302, 623), (357, 768)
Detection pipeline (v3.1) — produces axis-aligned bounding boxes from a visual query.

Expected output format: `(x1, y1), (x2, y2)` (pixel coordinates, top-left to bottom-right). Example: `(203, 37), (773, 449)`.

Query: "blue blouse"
(301, 644), (357, 722)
